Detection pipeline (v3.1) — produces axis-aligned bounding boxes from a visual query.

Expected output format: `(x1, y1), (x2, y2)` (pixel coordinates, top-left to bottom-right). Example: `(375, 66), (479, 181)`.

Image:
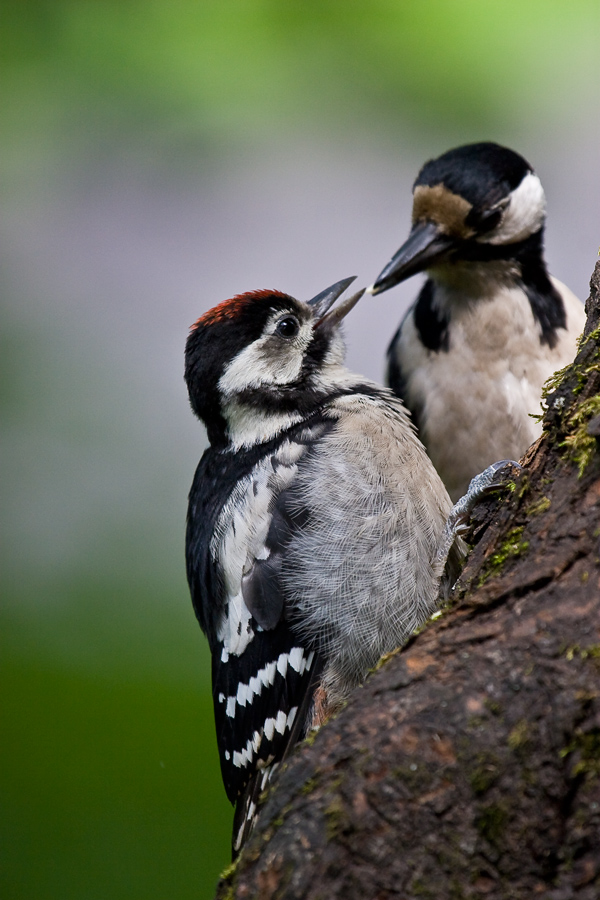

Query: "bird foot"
(433, 460), (522, 576)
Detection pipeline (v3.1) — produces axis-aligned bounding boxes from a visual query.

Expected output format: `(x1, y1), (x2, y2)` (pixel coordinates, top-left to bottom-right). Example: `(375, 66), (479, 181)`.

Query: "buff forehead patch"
(412, 184), (475, 239)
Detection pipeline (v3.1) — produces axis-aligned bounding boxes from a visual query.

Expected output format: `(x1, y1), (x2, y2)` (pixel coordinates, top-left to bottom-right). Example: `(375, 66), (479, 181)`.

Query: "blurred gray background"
(1, 3), (599, 899)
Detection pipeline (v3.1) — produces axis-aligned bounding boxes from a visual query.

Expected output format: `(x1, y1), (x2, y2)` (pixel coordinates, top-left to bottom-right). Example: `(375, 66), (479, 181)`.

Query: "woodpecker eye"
(469, 199), (508, 234)
(275, 316), (300, 338)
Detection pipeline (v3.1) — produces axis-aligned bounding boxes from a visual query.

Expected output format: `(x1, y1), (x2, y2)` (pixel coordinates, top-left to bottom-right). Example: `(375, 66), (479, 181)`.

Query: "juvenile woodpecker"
(371, 142), (585, 501)
(184, 277), (462, 853)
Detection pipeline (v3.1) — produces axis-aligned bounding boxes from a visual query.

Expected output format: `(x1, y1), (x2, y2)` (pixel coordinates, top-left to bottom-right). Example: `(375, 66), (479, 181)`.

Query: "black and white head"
(370, 142), (547, 294)
(185, 277), (364, 449)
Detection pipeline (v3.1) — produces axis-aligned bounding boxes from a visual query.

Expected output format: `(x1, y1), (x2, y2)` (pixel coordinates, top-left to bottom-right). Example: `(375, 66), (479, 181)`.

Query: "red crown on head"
(191, 289), (292, 331)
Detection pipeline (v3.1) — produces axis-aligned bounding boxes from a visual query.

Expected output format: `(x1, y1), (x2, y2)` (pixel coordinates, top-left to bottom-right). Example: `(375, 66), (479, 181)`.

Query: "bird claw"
(433, 459), (522, 577)
(451, 459), (522, 524)
(468, 458), (523, 495)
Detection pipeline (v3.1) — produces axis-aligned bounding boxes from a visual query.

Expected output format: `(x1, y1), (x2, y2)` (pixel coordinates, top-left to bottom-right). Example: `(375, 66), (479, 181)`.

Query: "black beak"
(370, 221), (456, 295)
(308, 276), (366, 326)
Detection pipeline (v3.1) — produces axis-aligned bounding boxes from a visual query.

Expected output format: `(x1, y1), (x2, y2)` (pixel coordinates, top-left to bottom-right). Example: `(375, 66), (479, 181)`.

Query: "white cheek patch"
(218, 314), (314, 398)
(483, 173), (546, 245)
(219, 338), (302, 396)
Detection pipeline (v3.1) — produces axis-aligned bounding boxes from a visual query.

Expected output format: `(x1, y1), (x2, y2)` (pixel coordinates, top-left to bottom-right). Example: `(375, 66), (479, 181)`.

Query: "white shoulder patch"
(212, 439), (307, 655)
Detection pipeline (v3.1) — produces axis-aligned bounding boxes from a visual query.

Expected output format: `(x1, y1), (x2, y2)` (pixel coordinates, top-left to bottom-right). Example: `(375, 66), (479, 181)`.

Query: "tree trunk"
(216, 262), (600, 900)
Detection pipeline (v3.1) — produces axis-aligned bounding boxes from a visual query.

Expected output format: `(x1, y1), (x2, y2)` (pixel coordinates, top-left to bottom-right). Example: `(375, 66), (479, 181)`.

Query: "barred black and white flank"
(184, 277), (462, 854)
(371, 142), (585, 501)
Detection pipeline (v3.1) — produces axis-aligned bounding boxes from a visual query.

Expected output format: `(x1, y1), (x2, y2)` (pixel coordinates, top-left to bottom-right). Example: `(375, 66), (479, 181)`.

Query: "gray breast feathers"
(279, 392), (453, 702)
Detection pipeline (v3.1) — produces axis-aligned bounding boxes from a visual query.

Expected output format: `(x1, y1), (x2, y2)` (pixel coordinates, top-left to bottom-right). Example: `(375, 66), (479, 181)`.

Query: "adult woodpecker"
(184, 277), (465, 854)
(370, 142), (585, 501)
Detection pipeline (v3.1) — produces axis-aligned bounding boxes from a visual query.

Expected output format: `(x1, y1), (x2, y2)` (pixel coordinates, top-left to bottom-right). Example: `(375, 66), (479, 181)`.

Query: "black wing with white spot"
(212, 626), (318, 802)
(186, 421), (331, 805)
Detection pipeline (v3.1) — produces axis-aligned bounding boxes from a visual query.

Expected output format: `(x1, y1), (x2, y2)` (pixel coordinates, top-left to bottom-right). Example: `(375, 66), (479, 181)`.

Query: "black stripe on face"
(479, 228), (566, 347)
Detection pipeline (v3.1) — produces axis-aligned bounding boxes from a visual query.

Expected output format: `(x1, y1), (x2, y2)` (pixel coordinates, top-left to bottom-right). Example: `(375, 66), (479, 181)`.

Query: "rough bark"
(217, 262), (600, 900)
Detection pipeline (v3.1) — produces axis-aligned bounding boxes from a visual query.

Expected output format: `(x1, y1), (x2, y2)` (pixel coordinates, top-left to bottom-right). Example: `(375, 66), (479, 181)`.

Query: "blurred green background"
(1, 2), (599, 898)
